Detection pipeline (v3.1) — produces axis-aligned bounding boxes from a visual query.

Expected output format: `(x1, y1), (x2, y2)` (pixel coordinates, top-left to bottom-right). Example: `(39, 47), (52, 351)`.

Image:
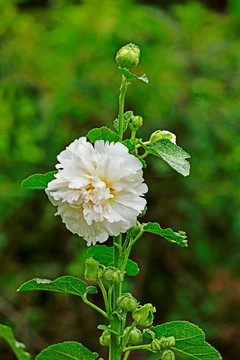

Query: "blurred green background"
(1, 0), (240, 359)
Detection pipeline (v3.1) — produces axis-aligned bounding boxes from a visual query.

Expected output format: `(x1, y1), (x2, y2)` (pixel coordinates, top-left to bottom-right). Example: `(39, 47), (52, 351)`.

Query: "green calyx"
(84, 257), (103, 281)
(104, 266), (123, 284)
(99, 330), (111, 347)
(117, 293), (138, 312)
(161, 349), (175, 360)
(116, 43), (140, 69)
(132, 303), (156, 327)
(123, 326), (143, 345)
(149, 130), (176, 145)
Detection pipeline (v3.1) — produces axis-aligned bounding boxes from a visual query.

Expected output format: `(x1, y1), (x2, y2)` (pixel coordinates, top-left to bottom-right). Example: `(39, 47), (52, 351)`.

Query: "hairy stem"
(98, 278), (109, 314)
(82, 294), (108, 320)
(109, 234), (123, 360)
(119, 75), (128, 140)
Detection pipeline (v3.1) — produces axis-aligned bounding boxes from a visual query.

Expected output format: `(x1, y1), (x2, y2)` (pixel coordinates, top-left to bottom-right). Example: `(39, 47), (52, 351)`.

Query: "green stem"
(122, 321), (137, 348)
(123, 344), (152, 352)
(122, 351), (130, 360)
(98, 278), (109, 314)
(109, 234), (123, 360)
(131, 128), (137, 140)
(122, 229), (144, 273)
(108, 284), (113, 313)
(82, 294), (108, 320)
(119, 75), (128, 140)
(139, 150), (149, 159)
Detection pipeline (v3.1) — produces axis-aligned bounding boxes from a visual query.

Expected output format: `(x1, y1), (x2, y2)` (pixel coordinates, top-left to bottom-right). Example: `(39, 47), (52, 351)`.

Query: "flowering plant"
(0, 44), (222, 360)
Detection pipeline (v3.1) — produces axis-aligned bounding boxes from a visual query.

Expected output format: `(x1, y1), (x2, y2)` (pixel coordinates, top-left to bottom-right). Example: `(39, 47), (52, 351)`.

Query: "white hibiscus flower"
(45, 137), (147, 245)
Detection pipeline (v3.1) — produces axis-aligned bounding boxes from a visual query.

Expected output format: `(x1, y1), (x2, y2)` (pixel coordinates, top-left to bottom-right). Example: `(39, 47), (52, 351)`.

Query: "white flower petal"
(45, 137), (147, 245)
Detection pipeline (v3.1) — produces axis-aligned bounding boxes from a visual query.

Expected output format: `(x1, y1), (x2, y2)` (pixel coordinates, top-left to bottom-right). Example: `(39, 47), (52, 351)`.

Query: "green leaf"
(21, 171), (57, 190)
(113, 111), (133, 134)
(87, 126), (120, 143)
(35, 341), (98, 360)
(97, 325), (119, 335)
(88, 245), (139, 276)
(142, 139), (190, 176)
(0, 323), (31, 360)
(143, 222), (188, 247)
(18, 275), (97, 297)
(122, 138), (138, 153)
(147, 321), (222, 360)
(119, 68), (149, 84)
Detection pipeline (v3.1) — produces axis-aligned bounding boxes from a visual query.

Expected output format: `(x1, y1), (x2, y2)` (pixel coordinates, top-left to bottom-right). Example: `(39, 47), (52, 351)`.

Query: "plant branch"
(82, 294), (108, 320)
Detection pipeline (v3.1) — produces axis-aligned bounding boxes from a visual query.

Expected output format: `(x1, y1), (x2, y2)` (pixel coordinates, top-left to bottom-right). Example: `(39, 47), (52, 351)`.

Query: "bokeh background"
(1, 0), (240, 359)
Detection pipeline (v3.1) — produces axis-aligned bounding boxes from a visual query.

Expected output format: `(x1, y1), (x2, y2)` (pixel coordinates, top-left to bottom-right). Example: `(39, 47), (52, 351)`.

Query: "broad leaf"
(147, 321), (222, 360)
(119, 68), (149, 84)
(21, 171), (57, 190)
(88, 245), (139, 276)
(0, 323), (31, 360)
(143, 222), (188, 247)
(113, 111), (133, 134)
(87, 126), (120, 143)
(18, 276), (97, 297)
(142, 139), (190, 176)
(35, 341), (98, 360)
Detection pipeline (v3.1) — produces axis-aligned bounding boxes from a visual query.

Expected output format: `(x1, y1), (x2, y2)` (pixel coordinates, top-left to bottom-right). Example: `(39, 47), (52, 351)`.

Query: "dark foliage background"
(1, 0), (240, 359)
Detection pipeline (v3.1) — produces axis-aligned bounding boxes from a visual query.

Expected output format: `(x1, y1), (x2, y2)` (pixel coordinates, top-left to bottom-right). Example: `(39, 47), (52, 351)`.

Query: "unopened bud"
(124, 326), (143, 345)
(129, 115), (143, 131)
(99, 330), (111, 346)
(116, 43), (140, 69)
(117, 293), (138, 312)
(149, 130), (176, 145)
(104, 266), (123, 284)
(132, 303), (156, 327)
(129, 222), (142, 239)
(167, 336), (175, 347)
(84, 257), (101, 281)
(151, 338), (162, 352)
(159, 336), (168, 349)
(161, 350), (175, 360)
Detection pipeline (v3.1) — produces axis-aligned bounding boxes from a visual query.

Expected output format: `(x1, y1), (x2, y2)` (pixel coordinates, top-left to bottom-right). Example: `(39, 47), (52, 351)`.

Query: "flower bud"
(84, 257), (101, 281)
(115, 43), (140, 69)
(104, 266), (123, 284)
(151, 338), (162, 352)
(132, 303), (156, 327)
(159, 336), (169, 348)
(124, 326), (143, 345)
(161, 350), (175, 360)
(99, 330), (111, 346)
(129, 116), (143, 131)
(167, 336), (175, 347)
(117, 293), (138, 312)
(149, 130), (176, 145)
(129, 222), (142, 239)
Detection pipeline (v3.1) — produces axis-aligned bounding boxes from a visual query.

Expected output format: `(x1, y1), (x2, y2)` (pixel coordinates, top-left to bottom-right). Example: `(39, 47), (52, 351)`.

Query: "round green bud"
(151, 338), (162, 352)
(124, 326), (143, 345)
(161, 350), (175, 360)
(129, 115), (143, 131)
(149, 130), (176, 145)
(117, 293), (138, 312)
(167, 336), (176, 347)
(159, 336), (168, 349)
(104, 266), (123, 284)
(99, 330), (111, 347)
(84, 257), (100, 281)
(115, 43), (140, 69)
(132, 303), (156, 327)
